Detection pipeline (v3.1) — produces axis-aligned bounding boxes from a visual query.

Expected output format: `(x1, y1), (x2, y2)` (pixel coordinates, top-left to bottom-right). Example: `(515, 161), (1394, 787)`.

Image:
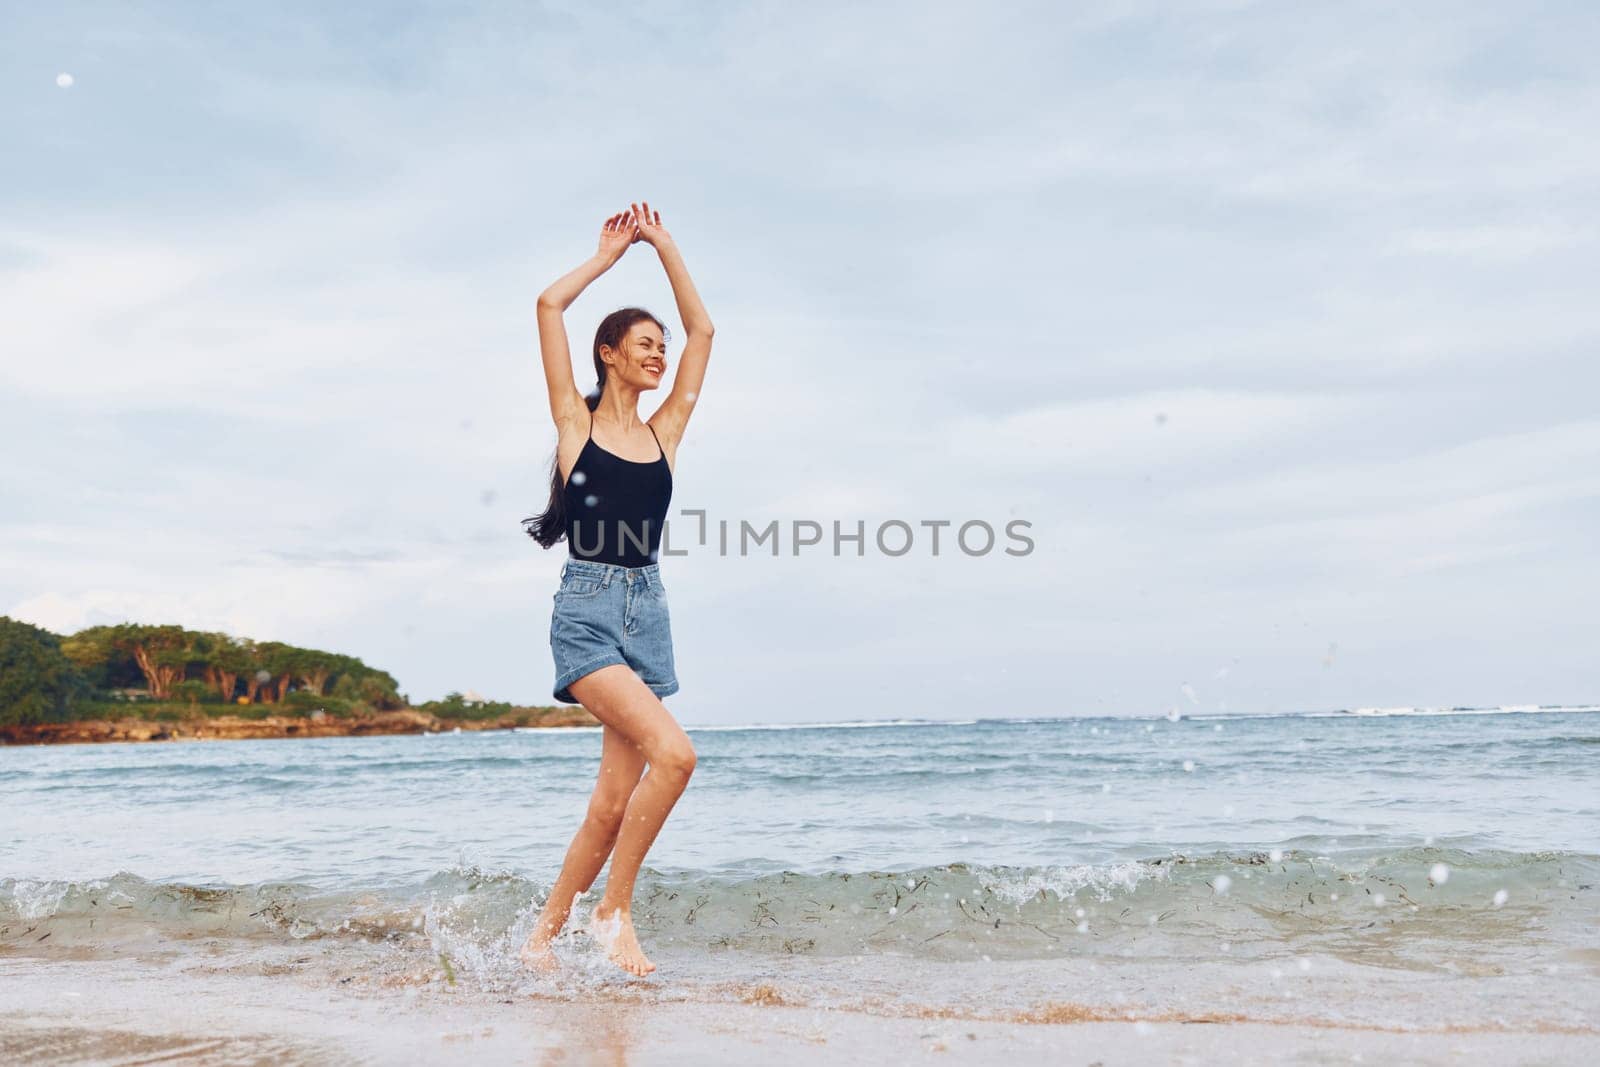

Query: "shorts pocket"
(642, 582), (671, 626)
(557, 575), (606, 599)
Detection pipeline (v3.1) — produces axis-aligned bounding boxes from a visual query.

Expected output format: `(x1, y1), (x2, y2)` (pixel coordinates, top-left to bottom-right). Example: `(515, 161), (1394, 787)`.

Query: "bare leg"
(520, 723), (646, 971)
(567, 664), (697, 976)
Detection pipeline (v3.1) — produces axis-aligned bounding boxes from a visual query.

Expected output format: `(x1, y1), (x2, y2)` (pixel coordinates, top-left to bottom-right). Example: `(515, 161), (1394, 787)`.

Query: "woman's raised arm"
(535, 211), (639, 426)
(631, 202), (714, 450)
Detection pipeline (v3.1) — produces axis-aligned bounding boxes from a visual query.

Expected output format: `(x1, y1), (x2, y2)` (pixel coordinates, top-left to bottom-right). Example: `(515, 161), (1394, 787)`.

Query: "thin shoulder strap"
(586, 407), (595, 442)
(646, 420), (663, 459)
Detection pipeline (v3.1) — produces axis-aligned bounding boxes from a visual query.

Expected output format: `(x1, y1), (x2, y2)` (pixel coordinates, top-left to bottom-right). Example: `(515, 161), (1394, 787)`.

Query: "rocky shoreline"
(0, 707), (598, 746)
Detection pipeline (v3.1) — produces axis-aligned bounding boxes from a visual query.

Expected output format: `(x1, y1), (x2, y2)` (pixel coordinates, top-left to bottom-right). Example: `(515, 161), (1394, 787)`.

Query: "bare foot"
(518, 933), (561, 974)
(587, 907), (656, 976)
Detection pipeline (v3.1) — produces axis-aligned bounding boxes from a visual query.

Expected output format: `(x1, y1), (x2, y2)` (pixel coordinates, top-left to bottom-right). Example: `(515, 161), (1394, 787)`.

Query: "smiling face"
(602, 320), (668, 390)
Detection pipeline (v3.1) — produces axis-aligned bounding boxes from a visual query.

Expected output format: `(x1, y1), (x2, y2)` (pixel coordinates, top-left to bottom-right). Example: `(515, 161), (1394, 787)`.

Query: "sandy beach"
(4, 961), (1597, 1065)
(4, 930), (1598, 1066)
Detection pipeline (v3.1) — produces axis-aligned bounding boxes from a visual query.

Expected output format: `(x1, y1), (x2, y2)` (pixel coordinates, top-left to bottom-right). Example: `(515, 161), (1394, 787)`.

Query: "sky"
(2, 1), (1596, 725)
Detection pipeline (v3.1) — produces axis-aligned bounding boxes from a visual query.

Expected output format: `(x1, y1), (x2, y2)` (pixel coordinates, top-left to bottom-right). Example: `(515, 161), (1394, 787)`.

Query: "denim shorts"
(549, 558), (679, 704)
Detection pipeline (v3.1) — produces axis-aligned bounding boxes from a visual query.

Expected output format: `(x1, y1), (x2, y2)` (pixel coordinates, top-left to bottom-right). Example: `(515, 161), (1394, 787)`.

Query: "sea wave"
(678, 718), (983, 732)
(1187, 703), (1600, 721)
(678, 706), (1600, 729)
(5, 847), (1593, 970)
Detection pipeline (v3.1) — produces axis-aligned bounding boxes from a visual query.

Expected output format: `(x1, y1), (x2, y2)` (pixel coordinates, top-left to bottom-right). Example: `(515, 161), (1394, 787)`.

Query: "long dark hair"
(522, 307), (669, 548)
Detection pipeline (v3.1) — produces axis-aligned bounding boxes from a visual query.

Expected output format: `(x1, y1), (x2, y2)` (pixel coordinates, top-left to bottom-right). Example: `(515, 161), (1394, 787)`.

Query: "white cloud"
(944, 388), (1350, 475)
(1176, 421), (1600, 521)
(1385, 224), (1592, 262)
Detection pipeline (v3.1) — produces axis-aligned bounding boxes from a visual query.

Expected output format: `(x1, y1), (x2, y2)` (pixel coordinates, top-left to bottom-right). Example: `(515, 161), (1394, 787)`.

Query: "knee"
(585, 793), (631, 831)
(650, 740), (697, 781)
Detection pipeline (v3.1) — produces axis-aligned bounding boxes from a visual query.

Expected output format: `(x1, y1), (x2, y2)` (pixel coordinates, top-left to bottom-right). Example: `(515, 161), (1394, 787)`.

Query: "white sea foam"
(8, 877), (72, 921)
(681, 718), (983, 731)
(658, 706), (1599, 730)
(978, 860), (1170, 906)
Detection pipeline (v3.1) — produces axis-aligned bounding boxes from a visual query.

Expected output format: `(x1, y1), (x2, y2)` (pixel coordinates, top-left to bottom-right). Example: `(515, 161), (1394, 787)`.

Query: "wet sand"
(3, 952), (1597, 1066)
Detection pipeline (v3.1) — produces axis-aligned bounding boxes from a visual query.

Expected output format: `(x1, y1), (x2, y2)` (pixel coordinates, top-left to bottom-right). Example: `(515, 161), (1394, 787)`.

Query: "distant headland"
(0, 616), (595, 746)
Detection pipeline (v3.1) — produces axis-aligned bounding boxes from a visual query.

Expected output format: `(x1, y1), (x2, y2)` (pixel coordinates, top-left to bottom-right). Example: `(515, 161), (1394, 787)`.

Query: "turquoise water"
(3, 707), (1598, 1027)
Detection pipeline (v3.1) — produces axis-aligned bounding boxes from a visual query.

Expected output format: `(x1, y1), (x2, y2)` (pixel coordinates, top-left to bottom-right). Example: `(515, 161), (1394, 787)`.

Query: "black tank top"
(563, 410), (673, 567)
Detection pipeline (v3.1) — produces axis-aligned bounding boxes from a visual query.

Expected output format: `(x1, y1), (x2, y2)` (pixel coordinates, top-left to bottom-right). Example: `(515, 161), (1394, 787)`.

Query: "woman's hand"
(595, 209), (640, 262)
(630, 201), (674, 248)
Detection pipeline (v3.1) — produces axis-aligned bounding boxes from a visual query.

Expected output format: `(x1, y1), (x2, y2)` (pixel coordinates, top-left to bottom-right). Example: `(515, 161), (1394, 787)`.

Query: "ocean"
(3, 706), (1598, 1039)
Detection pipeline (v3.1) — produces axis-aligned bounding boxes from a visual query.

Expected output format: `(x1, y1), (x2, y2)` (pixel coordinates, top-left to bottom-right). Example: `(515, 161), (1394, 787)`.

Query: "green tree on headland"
(60, 627), (140, 691)
(254, 641), (299, 704)
(192, 631), (250, 703)
(2, 618), (414, 727)
(171, 679), (211, 707)
(0, 616), (92, 726)
(296, 650), (352, 697)
(70, 623), (192, 700)
(331, 666), (405, 710)
(240, 639), (268, 703)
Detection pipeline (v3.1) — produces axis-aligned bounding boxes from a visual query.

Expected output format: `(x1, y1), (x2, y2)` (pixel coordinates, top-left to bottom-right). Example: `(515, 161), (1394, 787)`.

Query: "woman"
(517, 202), (714, 977)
